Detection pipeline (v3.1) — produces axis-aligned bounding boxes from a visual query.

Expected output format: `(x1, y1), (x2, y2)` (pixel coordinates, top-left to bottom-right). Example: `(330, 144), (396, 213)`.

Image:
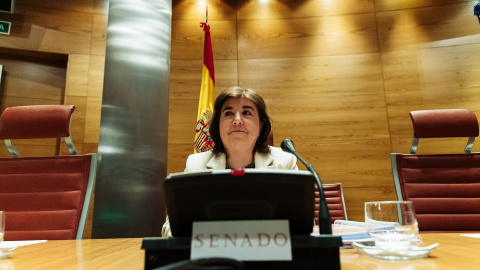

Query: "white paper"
(191, 220), (292, 261)
(0, 240), (47, 248)
(460, 234), (480, 239)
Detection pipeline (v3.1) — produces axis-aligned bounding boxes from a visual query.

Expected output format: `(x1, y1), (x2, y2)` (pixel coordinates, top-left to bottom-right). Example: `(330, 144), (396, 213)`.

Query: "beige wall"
(1, 0), (479, 222)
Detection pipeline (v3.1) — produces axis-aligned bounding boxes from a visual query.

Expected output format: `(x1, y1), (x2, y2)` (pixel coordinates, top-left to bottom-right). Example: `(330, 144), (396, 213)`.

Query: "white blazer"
(184, 146), (298, 172)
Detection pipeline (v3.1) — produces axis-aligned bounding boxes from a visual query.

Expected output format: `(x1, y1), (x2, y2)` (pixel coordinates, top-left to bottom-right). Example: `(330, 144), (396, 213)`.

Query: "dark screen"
(164, 169), (316, 237)
(0, 1), (13, 13)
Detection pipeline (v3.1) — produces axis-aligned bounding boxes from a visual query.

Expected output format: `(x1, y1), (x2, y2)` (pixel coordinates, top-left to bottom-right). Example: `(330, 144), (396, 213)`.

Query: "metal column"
(92, 0), (171, 238)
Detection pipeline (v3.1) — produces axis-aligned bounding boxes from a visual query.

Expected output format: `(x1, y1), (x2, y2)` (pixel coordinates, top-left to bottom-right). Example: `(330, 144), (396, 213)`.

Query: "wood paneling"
(65, 54), (90, 97)
(0, 59), (65, 104)
(87, 55), (105, 97)
(84, 96), (102, 143)
(237, 13), (379, 59)
(237, 0), (375, 19)
(172, 0), (237, 21)
(171, 20), (237, 60)
(376, 3), (478, 52)
(90, 14), (108, 56)
(0, 141), (60, 158)
(14, 0), (107, 13)
(0, 3), (93, 54)
(237, 53), (384, 99)
(374, 0), (472, 12)
(343, 186), (397, 221)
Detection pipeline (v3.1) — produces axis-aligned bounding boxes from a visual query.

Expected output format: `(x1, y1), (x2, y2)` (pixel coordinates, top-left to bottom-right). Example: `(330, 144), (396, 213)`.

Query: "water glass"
(0, 211), (4, 243)
(365, 201), (421, 250)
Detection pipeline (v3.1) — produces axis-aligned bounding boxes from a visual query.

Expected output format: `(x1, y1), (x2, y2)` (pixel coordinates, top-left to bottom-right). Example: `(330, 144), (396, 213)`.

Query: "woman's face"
(219, 97), (262, 154)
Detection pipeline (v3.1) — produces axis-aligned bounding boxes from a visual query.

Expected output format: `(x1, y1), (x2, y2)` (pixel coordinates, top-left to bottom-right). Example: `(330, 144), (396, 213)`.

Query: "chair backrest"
(315, 183), (348, 224)
(408, 109), (479, 154)
(391, 109), (480, 232)
(0, 105), (78, 157)
(0, 105), (97, 240)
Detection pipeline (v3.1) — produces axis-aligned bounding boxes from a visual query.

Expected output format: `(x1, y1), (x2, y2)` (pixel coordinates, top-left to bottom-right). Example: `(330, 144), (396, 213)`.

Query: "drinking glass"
(365, 201), (421, 250)
(0, 211), (4, 243)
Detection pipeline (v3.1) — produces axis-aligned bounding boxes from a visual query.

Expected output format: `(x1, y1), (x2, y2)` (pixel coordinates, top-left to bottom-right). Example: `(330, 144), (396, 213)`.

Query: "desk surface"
(1, 233), (479, 270)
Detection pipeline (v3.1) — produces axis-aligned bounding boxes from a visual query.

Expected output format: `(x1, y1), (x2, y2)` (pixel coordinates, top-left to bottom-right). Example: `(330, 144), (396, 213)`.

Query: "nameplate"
(191, 220), (292, 261)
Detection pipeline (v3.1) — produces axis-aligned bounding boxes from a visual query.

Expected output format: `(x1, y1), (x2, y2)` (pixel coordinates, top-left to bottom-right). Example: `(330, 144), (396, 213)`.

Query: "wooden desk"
(1, 234), (478, 269)
(341, 233), (480, 270)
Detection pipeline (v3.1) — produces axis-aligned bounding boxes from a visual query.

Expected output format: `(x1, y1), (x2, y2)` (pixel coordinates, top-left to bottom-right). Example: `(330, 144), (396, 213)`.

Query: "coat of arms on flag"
(194, 22), (215, 153)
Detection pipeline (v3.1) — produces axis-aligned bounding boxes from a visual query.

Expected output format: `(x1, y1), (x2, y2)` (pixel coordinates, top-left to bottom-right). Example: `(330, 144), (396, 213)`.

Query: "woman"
(162, 86), (298, 237)
(187, 86), (298, 171)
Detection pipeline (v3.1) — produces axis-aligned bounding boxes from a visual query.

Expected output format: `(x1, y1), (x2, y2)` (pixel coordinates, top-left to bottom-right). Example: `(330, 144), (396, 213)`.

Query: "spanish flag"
(194, 22), (215, 153)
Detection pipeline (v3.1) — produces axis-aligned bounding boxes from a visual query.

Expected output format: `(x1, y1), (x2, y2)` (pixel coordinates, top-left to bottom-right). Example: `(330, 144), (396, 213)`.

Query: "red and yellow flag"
(194, 22), (215, 153)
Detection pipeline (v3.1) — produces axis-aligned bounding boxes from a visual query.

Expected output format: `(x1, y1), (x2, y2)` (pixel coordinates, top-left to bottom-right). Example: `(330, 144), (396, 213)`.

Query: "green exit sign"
(0, 21), (11, 35)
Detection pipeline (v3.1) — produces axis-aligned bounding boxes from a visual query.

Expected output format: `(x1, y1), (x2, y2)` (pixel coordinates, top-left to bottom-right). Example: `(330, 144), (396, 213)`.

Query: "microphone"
(281, 139), (332, 234)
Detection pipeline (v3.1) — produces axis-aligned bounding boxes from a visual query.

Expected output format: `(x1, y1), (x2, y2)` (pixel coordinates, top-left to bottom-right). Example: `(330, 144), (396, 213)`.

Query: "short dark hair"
(209, 87), (272, 155)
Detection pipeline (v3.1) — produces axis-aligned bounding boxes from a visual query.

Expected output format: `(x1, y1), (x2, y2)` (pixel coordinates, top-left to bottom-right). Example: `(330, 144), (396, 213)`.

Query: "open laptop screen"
(164, 169), (315, 237)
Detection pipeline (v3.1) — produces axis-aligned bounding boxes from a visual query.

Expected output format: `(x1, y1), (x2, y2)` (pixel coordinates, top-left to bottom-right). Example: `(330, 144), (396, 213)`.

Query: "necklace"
(226, 161), (255, 169)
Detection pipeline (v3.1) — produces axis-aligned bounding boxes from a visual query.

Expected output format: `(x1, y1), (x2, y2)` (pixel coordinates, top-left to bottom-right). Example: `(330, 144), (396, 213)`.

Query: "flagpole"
(195, 6), (215, 153)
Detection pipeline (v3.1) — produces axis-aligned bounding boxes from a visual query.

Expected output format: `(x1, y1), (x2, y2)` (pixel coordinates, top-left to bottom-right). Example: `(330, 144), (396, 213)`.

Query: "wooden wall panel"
(374, 0), (472, 11)
(0, 59), (65, 104)
(0, 141), (59, 158)
(172, 0), (237, 21)
(238, 53), (384, 98)
(15, 0), (104, 13)
(295, 139), (394, 185)
(90, 14), (108, 56)
(0, 4), (92, 54)
(65, 54), (90, 96)
(84, 96), (102, 144)
(237, 13), (379, 59)
(87, 55), (105, 97)
(343, 186), (397, 219)
(171, 20), (237, 60)
(237, 0), (375, 19)
(376, 3), (478, 52)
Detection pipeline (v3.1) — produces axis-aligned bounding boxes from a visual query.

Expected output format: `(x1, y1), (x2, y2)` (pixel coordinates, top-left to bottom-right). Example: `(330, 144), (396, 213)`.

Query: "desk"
(1, 234), (478, 269)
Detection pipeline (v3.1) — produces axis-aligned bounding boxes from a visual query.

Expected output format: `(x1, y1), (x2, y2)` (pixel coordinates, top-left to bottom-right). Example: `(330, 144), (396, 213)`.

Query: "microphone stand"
(281, 139), (332, 234)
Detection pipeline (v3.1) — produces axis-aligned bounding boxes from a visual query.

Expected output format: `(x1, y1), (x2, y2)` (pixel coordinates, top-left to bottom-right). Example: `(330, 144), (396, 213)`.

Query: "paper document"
(0, 240), (47, 248)
(332, 220), (371, 244)
(333, 220), (366, 227)
(312, 220), (372, 244)
(460, 234), (480, 239)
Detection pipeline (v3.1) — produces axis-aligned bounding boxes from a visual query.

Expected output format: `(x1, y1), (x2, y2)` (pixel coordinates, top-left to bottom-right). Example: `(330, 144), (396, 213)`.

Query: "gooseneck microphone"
(281, 139), (332, 234)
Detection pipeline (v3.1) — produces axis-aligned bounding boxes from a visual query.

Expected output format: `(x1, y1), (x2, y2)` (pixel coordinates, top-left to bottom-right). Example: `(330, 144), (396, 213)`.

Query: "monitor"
(164, 169), (315, 237)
